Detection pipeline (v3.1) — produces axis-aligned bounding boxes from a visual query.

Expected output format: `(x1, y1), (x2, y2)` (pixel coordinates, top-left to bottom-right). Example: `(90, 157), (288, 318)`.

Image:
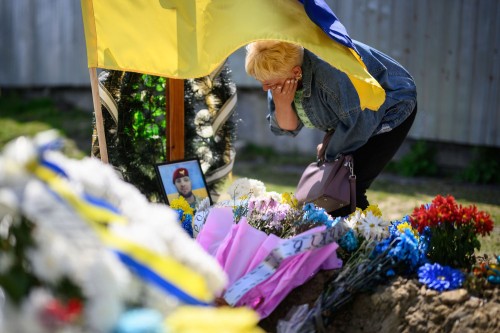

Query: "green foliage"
(94, 68), (237, 202)
(390, 140), (438, 177)
(0, 93), (92, 157)
(426, 223), (481, 269)
(459, 147), (500, 184)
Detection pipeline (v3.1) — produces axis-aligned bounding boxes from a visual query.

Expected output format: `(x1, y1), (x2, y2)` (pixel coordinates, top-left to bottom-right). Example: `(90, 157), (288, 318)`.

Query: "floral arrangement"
(221, 178), (337, 238)
(194, 178), (344, 318)
(170, 196), (195, 237)
(276, 195), (496, 333)
(0, 132), (263, 333)
(410, 194), (494, 268)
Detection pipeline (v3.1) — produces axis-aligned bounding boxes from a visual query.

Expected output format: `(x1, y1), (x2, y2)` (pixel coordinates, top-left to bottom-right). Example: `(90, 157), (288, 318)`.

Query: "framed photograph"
(154, 158), (212, 208)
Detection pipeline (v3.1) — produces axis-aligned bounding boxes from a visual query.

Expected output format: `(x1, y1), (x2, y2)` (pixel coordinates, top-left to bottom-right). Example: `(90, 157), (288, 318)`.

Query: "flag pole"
(89, 67), (109, 163)
(166, 78), (185, 161)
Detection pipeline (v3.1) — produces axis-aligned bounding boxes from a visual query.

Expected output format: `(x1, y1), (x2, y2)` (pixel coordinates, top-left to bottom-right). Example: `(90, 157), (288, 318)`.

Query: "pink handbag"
(295, 132), (356, 213)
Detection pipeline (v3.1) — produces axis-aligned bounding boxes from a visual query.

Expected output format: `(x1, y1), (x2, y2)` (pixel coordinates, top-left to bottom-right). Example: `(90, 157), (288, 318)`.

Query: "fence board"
(0, 0), (498, 147)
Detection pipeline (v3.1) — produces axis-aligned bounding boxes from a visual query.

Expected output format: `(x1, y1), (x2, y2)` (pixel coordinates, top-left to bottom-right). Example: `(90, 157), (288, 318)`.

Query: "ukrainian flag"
(81, 0), (385, 110)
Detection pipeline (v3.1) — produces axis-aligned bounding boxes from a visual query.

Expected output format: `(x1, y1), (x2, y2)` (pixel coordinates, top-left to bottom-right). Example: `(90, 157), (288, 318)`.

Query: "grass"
(233, 146), (500, 257)
(1, 93), (498, 256)
(0, 93), (93, 158)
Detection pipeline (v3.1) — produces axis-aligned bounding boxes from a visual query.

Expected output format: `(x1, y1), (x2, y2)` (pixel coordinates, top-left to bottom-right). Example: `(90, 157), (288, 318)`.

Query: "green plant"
(390, 140), (438, 177)
(459, 147), (500, 184)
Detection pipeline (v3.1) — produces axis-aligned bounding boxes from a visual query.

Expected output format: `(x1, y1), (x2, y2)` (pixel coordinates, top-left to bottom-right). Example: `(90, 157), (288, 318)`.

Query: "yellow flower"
(365, 204), (382, 218)
(281, 192), (298, 208)
(165, 306), (265, 333)
(170, 196), (194, 216)
(397, 221), (419, 239)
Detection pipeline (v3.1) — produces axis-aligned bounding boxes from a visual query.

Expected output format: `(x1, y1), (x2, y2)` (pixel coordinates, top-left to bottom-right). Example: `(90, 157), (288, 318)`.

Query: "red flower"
(40, 298), (83, 328)
(474, 211), (494, 236)
(410, 195), (494, 237)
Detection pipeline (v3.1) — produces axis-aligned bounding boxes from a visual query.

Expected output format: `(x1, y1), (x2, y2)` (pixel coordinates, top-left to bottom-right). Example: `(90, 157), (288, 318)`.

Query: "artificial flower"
(418, 262), (465, 292)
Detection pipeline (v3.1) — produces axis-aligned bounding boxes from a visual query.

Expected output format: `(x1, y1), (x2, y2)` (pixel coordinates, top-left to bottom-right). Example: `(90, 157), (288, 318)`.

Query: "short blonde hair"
(245, 41), (304, 81)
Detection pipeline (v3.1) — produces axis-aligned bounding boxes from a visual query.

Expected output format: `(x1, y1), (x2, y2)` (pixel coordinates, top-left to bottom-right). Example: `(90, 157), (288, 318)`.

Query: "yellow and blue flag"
(81, 0), (385, 110)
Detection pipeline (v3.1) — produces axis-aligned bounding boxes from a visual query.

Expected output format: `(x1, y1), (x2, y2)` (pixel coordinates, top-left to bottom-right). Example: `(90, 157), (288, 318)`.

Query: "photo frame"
(154, 158), (212, 207)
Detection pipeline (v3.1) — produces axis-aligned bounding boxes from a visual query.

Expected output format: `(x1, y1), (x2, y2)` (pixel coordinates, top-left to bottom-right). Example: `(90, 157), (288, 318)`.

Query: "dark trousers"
(331, 105), (418, 217)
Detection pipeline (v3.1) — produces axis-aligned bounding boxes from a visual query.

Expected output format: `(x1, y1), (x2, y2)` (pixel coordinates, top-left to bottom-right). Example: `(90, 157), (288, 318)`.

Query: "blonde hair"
(245, 41), (304, 81)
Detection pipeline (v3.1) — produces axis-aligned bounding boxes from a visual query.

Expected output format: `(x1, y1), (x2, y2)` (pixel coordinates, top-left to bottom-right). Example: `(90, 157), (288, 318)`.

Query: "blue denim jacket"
(268, 40), (417, 160)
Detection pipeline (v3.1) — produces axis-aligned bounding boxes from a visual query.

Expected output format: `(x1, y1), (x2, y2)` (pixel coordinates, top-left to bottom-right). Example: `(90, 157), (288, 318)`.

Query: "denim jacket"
(267, 40), (417, 161)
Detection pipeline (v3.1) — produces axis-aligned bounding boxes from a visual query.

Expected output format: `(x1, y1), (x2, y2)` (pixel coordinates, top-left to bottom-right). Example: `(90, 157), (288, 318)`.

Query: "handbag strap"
(350, 175), (356, 213)
(317, 131), (334, 162)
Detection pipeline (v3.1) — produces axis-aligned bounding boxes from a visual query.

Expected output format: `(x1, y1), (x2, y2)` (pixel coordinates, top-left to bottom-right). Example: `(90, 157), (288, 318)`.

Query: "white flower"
(226, 178), (266, 199)
(196, 125), (214, 138)
(82, 251), (130, 333)
(358, 211), (390, 241)
(197, 146), (214, 171)
(194, 109), (211, 125)
(345, 209), (364, 232)
(28, 228), (79, 284)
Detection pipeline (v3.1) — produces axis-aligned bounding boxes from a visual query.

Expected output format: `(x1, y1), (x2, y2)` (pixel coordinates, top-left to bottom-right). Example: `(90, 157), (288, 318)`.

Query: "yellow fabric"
(165, 306), (264, 333)
(81, 0), (385, 110)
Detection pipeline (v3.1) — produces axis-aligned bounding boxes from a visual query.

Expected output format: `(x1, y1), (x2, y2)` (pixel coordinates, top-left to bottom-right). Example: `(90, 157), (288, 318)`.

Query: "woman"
(245, 40), (417, 216)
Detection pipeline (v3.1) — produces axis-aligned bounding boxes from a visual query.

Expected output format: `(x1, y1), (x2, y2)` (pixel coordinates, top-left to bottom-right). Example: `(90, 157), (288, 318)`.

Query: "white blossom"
(358, 211), (390, 241)
(225, 178), (267, 200)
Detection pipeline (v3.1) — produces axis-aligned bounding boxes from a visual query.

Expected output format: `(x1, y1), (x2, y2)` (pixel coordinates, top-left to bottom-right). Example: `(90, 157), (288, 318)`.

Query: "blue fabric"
(267, 40), (417, 160)
(298, 0), (358, 55)
(114, 250), (210, 306)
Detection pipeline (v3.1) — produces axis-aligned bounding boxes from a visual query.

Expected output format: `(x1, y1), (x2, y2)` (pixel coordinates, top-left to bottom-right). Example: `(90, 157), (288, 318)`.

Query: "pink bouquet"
(196, 189), (342, 318)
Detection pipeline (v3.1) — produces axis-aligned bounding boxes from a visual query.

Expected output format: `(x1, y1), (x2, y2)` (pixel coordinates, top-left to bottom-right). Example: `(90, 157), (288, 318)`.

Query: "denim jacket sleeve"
(267, 91), (304, 136)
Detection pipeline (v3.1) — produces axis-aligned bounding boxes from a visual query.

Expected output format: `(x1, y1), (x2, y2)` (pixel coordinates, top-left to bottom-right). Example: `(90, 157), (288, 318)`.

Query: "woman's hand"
(271, 78), (300, 131)
(271, 78), (298, 107)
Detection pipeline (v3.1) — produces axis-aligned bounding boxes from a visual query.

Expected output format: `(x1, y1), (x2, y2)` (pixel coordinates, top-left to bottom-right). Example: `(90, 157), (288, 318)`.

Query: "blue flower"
(389, 228), (420, 269)
(175, 209), (184, 222)
(339, 229), (359, 252)
(181, 219), (194, 238)
(388, 215), (411, 239)
(302, 204), (329, 224)
(371, 236), (393, 258)
(418, 226), (431, 264)
(418, 263), (465, 292)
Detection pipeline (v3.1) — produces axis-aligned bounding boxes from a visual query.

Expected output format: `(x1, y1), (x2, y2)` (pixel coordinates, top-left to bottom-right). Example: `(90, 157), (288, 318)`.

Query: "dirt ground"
(259, 271), (500, 333)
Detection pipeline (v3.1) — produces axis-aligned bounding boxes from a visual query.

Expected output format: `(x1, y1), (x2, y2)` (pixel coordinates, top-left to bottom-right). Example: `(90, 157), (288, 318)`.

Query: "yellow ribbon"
(28, 159), (214, 303)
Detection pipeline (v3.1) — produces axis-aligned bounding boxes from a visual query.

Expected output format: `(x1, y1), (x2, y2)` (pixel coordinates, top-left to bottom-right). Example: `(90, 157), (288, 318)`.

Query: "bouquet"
(410, 195), (494, 268)
(195, 178), (344, 318)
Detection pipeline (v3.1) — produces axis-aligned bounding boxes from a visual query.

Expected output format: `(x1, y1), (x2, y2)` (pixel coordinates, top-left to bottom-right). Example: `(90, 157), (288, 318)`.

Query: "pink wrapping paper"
(196, 207), (342, 318)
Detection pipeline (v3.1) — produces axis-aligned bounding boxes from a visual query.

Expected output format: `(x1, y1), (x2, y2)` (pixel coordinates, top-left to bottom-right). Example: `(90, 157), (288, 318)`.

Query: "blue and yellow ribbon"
(27, 156), (214, 305)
